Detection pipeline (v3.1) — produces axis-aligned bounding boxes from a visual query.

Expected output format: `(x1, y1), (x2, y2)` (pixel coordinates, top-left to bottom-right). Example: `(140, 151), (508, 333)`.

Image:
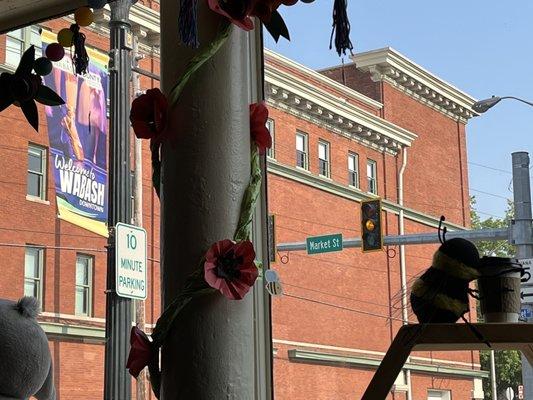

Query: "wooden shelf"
(362, 323), (533, 400)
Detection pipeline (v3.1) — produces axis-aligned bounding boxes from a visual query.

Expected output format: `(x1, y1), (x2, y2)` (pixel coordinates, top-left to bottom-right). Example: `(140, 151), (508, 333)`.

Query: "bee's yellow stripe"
(433, 250), (479, 281)
(411, 279), (468, 316)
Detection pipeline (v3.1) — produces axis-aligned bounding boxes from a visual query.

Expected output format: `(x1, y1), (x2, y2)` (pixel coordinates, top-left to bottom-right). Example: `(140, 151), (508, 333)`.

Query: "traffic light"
(361, 199), (383, 252)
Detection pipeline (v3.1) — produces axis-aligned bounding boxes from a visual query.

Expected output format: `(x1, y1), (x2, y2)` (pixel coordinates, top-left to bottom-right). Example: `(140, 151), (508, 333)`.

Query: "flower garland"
(129, 86), (271, 397)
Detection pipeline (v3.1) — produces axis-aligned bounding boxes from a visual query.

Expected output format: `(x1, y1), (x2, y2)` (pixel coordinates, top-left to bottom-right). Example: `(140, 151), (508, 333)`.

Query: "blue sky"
(265, 0), (533, 221)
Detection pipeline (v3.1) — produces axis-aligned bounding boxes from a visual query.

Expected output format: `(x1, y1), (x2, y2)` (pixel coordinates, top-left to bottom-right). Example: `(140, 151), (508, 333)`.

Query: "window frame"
(5, 26), (42, 67)
(266, 118), (275, 159)
(24, 246), (44, 307)
(75, 254), (94, 317)
(348, 152), (359, 188)
(318, 140), (330, 178)
(295, 131), (309, 170)
(367, 158), (378, 195)
(427, 389), (451, 400)
(27, 143), (47, 200)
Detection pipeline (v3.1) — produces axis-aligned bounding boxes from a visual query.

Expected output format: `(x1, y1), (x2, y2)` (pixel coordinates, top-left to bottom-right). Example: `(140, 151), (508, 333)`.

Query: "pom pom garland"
(57, 28), (74, 47)
(74, 7), (94, 27)
(45, 43), (65, 62)
(34, 57), (53, 76)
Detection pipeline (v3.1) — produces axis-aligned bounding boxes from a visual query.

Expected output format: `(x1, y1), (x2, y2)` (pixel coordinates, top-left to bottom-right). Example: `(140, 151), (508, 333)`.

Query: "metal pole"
(159, 2), (255, 399)
(511, 152), (533, 399)
(276, 228), (510, 252)
(490, 350), (498, 400)
(131, 33), (147, 400)
(104, 1), (134, 398)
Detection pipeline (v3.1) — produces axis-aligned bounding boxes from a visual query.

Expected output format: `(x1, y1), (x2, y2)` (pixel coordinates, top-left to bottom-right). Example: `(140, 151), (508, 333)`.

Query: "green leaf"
(35, 85), (65, 106)
(263, 10), (290, 43)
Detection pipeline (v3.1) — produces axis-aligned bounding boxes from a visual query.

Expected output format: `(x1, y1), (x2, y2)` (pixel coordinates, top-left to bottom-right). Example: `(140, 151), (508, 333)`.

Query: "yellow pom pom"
(74, 7), (94, 27)
(57, 28), (74, 47)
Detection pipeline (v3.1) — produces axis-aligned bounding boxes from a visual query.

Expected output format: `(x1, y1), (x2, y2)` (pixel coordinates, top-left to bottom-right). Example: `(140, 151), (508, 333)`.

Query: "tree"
(470, 197), (522, 399)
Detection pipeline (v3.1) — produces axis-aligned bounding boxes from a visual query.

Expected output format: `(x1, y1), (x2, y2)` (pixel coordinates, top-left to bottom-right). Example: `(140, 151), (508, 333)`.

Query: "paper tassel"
(70, 24), (89, 75)
(179, 0), (200, 48)
(330, 0), (353, 56)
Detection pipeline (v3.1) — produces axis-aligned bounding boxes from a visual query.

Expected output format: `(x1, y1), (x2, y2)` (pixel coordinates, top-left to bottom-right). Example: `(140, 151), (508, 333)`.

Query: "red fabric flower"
(130, 88), (168, 141)
(126, 326), (154, 378)
(207, 0), (299, 29)
(204, 239), (258, 300)
(250, 102), (272, 154)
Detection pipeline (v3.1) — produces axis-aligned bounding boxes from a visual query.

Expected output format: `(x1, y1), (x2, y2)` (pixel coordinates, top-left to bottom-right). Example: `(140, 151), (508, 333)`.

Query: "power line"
(470, 188), (510, 200)
(468, 161), (512, 175)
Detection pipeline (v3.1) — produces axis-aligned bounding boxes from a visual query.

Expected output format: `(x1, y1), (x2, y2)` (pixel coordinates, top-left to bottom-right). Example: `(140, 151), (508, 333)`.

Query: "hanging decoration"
(330, 0), (354, 56)
(129, 98), (271, 398)
(179, 0), (200, 48)
(0, 46), (64, 132)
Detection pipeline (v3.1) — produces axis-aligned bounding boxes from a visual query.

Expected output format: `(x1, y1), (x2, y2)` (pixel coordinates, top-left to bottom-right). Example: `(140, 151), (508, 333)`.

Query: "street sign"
(115, 222), (147, 300)
(306, 234), (343, 255)
(518, 385), (524, 400)
(519, 258), (533, 285)
(520, 308), (532, 321)
(506, 387), (515, 400)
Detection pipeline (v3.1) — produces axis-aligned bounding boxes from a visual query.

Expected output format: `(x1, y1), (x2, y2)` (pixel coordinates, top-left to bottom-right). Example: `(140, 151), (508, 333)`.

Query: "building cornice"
(268, 160), (467, 231)
(265, 50), (383, 110)
(287, 349), (488, 379)
(265, 64), (417, 155)
(352, 47), (478, 123)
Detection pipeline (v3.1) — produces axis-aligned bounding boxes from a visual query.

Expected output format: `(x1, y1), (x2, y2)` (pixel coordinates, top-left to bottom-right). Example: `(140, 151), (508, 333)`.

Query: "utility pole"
(104, 0), (135, 398)
(511, 151), (533, 399)
(131, 32), (147, 400)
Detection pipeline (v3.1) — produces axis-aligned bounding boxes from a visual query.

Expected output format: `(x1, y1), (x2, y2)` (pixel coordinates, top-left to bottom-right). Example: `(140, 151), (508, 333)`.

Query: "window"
(348, 152), (359, 188)
(27, 144), (47, 200)
(75, 254), (93, 317)
(367, 159), (377, 194)
(24, 247), (43, 306)
(427, 389), (451, 400)
(296, 132), (308, 170)
(6, 26), (42, 67)
(266, 118), (275, 159)
(318, 140), (330, 177)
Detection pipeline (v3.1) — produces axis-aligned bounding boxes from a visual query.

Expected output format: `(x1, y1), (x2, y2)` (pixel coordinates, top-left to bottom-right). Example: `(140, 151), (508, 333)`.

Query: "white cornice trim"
(265, 49), (382, 110)
(265, 68), (417, 154)
(268, 160), (466, 231)
(352, 47), (478, 122)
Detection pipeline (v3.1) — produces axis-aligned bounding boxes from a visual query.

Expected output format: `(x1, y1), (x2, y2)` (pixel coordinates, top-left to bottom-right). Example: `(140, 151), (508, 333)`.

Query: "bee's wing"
(387, 271), (426, 324)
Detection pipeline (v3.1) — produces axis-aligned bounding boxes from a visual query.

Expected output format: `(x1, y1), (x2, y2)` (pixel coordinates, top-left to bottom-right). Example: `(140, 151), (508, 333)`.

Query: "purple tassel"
(179, 0), (200, 48)
(330, 0), (353, 56)
(70, 24), (89, 75)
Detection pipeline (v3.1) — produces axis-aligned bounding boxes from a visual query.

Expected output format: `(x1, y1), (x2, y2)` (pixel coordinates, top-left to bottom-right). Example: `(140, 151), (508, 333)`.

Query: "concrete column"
(159, 2), (254, 399)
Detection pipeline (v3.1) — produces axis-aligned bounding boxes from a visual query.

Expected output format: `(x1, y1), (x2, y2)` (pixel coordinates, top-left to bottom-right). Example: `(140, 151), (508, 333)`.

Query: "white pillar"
(159, 2), (254, 399)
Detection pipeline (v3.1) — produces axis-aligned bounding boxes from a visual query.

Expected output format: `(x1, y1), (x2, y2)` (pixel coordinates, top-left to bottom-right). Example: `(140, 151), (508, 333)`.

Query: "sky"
(265, 0), (533, 221)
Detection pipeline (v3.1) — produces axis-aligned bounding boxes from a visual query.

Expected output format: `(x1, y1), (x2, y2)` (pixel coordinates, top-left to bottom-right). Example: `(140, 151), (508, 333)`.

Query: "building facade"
(0, 4), (485, 399)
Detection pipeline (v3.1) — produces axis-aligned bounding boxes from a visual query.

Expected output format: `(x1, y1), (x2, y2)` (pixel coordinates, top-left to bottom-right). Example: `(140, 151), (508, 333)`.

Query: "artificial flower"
(130, 88), (168, 141)
(126, 326), (154, 378)
(250, 102), (272, 154)
(204, 239), (258, 300)
(0, 45), (64, 132)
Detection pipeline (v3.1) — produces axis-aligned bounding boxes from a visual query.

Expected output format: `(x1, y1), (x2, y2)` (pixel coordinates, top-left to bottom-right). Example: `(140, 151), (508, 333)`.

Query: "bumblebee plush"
(410, 235), (481, 323)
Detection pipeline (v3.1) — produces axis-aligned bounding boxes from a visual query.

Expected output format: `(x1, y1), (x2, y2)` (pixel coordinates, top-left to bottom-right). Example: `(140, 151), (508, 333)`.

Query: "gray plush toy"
(0, 297), (56, 400)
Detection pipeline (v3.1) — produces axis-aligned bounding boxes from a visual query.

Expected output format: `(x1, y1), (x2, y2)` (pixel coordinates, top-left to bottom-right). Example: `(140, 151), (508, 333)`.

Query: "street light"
(473, 95), (533, 113)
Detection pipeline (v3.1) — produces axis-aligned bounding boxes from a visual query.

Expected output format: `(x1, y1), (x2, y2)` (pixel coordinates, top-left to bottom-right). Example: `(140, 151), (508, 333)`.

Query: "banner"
(42, 31), (109, 236)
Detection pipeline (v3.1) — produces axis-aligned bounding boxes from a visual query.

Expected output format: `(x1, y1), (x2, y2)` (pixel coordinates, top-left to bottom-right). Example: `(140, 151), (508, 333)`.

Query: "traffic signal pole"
(511, 152), (533, 399)
(104, 1), (135, 398)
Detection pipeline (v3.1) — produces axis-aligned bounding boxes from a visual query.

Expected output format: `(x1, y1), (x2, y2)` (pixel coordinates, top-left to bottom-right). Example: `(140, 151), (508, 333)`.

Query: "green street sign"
(306, 234), (343, 255)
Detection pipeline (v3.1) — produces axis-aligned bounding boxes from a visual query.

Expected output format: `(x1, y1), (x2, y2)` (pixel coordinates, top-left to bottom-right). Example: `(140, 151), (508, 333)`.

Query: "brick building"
(0, 4), (485, 399)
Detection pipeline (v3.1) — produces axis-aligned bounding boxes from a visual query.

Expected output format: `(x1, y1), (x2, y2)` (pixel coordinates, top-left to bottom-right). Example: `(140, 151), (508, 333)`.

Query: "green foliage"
(471, 197), (522, 399)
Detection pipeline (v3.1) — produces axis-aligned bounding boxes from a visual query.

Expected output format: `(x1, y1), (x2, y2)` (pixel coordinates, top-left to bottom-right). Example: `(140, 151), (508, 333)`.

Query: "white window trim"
(427, 389), (451, 400)
(5, 26), (42, 68)
(318, 140), (330, 178)
(24, 246), (44, 307)
(266, 118), (275, 159)
(27, 143), (47, 201)
(75, 254), (94, 317)
(296, 131), (309, 171)
(367, 159), (378, 195)
(348, 151), (359, 188)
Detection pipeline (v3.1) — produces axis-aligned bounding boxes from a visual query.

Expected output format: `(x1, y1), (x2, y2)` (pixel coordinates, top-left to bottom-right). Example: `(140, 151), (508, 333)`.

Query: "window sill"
(349, 184), (361, 190)
(296, 166), (311, 173)
(26, 195), (50, 205)
(319, 174), (332, 181)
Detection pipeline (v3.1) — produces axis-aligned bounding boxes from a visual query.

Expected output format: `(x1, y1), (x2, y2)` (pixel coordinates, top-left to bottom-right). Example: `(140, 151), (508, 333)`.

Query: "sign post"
(115, 222), (147, 300)
(306, 234), (343, 255)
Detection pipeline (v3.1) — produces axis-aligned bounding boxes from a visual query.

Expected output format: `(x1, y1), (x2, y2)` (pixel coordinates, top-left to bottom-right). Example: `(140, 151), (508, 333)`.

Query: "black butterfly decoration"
(0, 45), (65, 132)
